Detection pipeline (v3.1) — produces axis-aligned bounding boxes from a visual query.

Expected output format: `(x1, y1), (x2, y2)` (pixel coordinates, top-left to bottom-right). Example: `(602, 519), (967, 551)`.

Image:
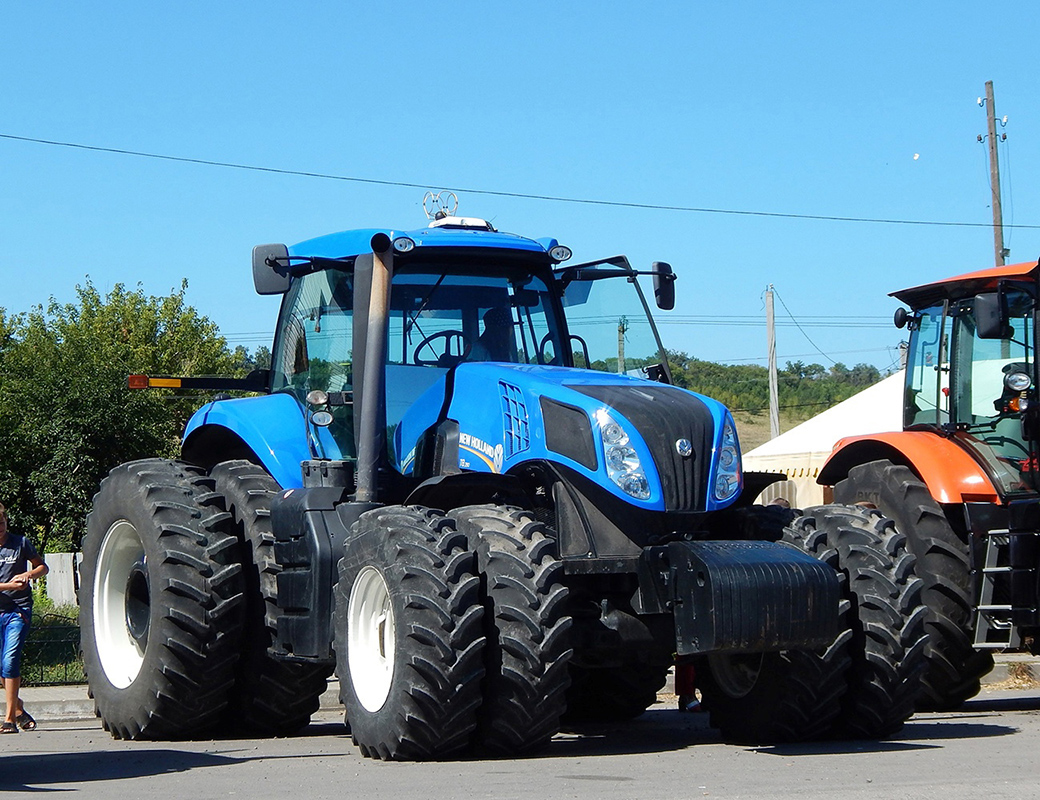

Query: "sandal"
(16, 712), (36, 731)
(0, 721), (18, 734)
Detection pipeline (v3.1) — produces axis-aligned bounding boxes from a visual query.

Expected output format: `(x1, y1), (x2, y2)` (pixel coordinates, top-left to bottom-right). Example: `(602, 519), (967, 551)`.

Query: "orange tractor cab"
(820, 259), (1040, 709)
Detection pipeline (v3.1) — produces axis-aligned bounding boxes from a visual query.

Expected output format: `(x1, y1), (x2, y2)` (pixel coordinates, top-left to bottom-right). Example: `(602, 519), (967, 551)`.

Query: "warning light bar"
(127, 373), (269, 392)
(128, 375), (183, 389)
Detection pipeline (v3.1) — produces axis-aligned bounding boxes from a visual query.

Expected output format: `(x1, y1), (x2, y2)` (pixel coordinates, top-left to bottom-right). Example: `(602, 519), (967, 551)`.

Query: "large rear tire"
(335, 506), (485, 761)
(80, 459), (245, 739)
(210, 461), (332, 735)
(792, 504), (928, 738)
(834, 460), (994, 709)
(454, 505), (573, 756)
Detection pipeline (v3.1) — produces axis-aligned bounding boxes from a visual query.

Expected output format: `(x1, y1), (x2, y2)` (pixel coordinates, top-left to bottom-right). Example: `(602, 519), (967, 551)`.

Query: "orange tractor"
(820, 259), (1040, 709)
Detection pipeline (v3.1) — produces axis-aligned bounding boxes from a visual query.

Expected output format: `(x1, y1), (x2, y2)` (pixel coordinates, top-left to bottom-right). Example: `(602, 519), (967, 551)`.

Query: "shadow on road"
(750, 712), (1019, 758)
(897, 718), (1018, 741)
(961, 693), (1040, 714)
(549, 707), (717, 758)
(0, 750), (247, 792)
(7, 691), (1031, 780)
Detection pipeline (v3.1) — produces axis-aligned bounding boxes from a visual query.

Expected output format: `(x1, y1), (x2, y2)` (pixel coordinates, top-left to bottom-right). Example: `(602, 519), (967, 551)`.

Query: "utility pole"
(765, 286), (780, 439)
(981, 80), (1007, 267)
(617, 316), (628, 374)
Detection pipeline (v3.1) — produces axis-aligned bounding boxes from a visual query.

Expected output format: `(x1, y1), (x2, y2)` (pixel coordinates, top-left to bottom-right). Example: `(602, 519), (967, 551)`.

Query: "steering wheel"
(413, 330), (471, 367)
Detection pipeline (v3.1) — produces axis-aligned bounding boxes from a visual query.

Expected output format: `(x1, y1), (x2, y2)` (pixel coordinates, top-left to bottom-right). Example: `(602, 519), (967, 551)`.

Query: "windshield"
(559, 265), (668, 377)
(388, 265), (563, 368)
(949, 287), (1037, 493)
(269, 258), (567, 463)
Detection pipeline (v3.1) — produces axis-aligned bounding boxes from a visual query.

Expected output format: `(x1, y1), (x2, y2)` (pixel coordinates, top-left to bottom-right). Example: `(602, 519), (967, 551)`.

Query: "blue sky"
(2, 2), (1038, 372)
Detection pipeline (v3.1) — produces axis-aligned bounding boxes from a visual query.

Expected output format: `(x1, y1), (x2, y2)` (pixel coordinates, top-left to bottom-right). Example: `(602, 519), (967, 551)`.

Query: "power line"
(4, 132), (1040, 230)
(729, 400), (841, 413)
(226, 315), (894, 338)
(718, 346), (894, 364)
(771, 288), (838, 366)
(568, 315), (891, 329)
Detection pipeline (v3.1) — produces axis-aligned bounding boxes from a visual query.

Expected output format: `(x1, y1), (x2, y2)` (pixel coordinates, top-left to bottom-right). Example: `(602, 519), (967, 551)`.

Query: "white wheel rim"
(347, 566), (396, 712)
(92, 520), (147, 689)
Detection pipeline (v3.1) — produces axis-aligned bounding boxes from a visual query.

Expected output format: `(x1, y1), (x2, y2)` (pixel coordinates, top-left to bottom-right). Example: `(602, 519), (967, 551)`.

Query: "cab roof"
(289, 220), (557, 261)
(891, 260), (1040, 308)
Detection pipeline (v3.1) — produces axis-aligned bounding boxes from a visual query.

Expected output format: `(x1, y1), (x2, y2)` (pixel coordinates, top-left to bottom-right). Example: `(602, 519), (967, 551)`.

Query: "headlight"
(595, 410), (651, 501)
(1005, 372), (1032, 392)
(713, 418), (742, 503)
(549, 244), (572, 262)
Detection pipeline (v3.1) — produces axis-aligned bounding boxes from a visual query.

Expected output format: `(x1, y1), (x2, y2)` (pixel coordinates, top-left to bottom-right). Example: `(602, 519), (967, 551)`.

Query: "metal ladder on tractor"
(974, 529), (1035, 649)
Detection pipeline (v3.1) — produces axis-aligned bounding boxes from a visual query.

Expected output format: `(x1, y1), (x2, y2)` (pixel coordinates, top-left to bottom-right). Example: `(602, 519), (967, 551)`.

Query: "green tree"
(0, 280), (244, 552)
(664, 349), (891, 422)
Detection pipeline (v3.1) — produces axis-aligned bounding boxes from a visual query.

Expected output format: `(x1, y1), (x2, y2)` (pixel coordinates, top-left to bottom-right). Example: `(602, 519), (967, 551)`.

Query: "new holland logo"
(675, 438), (693, 457)
(459, 432), (505, 473)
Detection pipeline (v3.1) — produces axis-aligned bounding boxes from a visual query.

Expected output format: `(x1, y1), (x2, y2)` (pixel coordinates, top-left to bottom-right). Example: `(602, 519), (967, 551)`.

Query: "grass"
(734, 409), (818, 453)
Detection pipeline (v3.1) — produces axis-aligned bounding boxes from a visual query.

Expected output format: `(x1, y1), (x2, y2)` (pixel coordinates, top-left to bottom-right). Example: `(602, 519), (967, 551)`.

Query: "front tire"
(80, 459), (245, 739)
(334, 506), (485, 761)
(454, 505), (573, 756)
(210, 461), (332, 735)
(834, 459), (993, 709)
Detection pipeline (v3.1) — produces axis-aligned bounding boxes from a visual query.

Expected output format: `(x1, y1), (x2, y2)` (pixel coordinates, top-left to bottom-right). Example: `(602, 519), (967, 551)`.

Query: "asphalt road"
(2, 687), (1038, 800)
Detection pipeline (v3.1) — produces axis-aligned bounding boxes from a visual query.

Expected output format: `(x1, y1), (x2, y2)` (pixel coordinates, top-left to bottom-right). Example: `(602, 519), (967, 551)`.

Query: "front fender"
(819, 432), (999, 504)
(182, 393), (321, 489)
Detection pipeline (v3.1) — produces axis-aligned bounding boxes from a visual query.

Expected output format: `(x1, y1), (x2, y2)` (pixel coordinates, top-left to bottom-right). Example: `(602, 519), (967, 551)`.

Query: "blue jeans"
(0, 610), (30, 680)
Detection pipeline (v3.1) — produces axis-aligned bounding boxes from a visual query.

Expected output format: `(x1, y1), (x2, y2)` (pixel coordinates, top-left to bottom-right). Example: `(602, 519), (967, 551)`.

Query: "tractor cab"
(895, 261), (1040, 497)
(256, 209), (678, 498)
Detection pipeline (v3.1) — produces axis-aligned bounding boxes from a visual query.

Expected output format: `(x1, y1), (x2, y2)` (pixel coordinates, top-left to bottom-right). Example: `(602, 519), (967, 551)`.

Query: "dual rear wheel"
(335, 504), (572, 760)
(81, 459), (330, 740)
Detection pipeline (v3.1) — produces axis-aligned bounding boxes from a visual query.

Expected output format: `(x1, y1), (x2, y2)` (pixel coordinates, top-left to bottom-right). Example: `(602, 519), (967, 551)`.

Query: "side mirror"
(252, 244), (291, 295)
(652, 261), (675, 310)
(975, 292), (1005, 339)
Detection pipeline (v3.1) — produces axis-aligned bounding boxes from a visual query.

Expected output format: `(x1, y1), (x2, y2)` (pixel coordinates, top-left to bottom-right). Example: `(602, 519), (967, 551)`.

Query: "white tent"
(743, 370), (905, 507)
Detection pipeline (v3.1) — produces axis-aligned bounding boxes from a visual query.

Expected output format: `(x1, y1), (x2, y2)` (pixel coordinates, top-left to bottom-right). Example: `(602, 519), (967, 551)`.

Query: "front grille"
(500, 381), (530, 458)
(572, 384), (714, 511)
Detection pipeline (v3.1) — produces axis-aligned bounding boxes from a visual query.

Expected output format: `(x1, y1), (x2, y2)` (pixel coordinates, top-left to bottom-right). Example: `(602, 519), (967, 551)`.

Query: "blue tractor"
(80, 204), (927, 757)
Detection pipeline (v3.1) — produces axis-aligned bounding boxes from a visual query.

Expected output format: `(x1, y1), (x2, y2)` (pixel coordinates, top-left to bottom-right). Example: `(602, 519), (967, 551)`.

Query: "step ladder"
(974, 531), (1023, 649)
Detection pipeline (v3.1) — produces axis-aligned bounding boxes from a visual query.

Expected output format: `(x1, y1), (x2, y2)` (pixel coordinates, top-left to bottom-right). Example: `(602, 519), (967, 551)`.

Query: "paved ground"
(2, 684), (1039, 799)
(9, 654), (1038, 723)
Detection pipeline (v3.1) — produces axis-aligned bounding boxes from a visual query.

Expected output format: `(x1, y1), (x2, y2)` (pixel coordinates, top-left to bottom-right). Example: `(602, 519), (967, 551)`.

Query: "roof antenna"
(423, 190), (459, 221)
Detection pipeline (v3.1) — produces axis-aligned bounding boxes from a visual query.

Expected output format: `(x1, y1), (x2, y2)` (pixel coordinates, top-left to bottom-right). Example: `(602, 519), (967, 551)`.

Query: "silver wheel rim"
(92, 520), (147, 689)
(348, 566), (396, 712)
(707, 653), (764, 699)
